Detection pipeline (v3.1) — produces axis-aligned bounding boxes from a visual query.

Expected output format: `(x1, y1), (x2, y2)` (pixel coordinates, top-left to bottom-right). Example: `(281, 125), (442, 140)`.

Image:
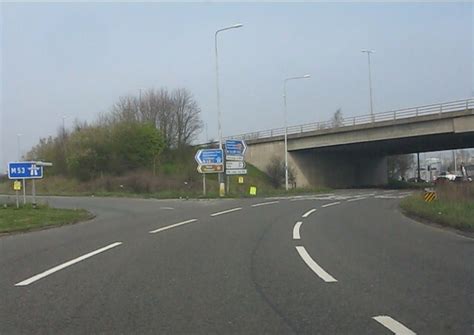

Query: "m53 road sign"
(195, 149), (224, 174)
(8, 162), (44, 180)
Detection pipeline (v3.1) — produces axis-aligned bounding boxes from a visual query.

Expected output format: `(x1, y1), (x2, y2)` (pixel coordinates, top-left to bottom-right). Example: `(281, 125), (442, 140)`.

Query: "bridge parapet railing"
(224, 98), (474, 141)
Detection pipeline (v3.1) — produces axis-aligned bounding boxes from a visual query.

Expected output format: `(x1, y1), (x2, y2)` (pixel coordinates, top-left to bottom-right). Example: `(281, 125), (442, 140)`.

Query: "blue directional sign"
(8, 162), (44, 180)
(225, 140), (247, 156)
(195, 149), (224, 165)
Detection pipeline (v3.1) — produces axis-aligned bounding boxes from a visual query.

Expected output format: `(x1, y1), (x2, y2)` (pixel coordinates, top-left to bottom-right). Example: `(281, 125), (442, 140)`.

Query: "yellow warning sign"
(423, 191), (437, 202)
(238, 177), (244, 184)
(249, 186), (257, 196)
(13, 180), (21, 191)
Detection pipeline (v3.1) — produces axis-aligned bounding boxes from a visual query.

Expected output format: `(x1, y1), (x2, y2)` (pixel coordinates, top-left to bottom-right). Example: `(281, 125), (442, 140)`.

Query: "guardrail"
(224, 98), (474, 142)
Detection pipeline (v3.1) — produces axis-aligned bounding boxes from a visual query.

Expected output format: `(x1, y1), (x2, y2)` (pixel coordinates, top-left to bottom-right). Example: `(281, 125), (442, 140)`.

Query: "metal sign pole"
(22, 179), (26, 205)
(32, 179), (36, 208)
(202, 173), (206, 196)
(226, 175), (230, 194)
(15, 190), (19, 209)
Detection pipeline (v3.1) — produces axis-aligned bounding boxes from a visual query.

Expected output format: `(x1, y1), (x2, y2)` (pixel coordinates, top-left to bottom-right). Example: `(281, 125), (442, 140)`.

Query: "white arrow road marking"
(373, 316), (416, 334)
(321, 201), (341, 208)
(295, 246), (337, 283)
(293, 221), (303, 239)
(302, 208), (317, 218)
(210, 207), (242, 217)
(15, 242), (123, 286)
(149, 219), (197, 234)
(251, 201), (279, 207)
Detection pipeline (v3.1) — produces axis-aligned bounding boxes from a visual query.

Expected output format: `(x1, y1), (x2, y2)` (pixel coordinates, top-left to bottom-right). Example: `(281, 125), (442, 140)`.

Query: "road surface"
(1, 190), (473, 334)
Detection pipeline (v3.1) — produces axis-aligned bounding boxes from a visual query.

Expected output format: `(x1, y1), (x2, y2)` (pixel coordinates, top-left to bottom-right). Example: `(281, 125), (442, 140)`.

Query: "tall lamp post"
(283, 75), (311, 191)
(215, 23), (243, 196)
(361, 49), (375, 122)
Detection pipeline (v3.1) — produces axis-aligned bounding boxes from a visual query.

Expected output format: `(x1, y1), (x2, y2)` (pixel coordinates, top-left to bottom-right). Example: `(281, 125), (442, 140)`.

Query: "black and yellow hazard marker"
(423, 191), (437, 202)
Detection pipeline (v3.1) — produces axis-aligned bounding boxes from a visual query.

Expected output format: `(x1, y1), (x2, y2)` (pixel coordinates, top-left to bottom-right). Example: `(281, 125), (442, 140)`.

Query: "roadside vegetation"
(0, 203), (92, 234)
(400, 183), (474, 232)
(0, 87), (330, 199)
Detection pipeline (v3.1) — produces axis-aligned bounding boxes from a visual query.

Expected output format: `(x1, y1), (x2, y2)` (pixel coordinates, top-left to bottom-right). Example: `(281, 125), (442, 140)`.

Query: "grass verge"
(0, 204), (93, 234)
(400, 194), (474, 233)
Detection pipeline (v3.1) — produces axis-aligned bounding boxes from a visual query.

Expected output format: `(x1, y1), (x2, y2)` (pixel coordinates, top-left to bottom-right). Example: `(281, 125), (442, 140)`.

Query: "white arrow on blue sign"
(195, 149), (224, 165)
(225, 139), (247, 156)
(8, 162), (44, 180)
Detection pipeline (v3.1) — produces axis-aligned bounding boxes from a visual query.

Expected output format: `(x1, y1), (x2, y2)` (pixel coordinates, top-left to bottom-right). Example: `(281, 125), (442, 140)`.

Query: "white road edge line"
(293, 221), (303, 240)
(302, 208), (317, 218)
(251, 201), (279, 207)
(149, 219), (197, 234)
(321, 201), (341, 208)
(210, 207), (242, 217)
(295, 246), (337, 283)
(373, 315), (416, 334)
(347, 197), (367, 202)
(15, 242), (123, 287)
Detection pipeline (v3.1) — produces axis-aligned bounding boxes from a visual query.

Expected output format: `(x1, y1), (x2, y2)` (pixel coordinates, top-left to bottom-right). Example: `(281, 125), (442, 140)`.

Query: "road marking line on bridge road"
(149, 219), (197, 234)
(347, 197), (367, 202)
(251, 201), (279, 207)
(15, 242), (123, 287)
(321, 201), (341, 208)
(373, 316), (416, 334)
(293, 221), (303, 239)
(159, 207), (175, 210)
(210, 207), (242, 217)
(295, 246), (337, 282)
(302, 209), (317, 218)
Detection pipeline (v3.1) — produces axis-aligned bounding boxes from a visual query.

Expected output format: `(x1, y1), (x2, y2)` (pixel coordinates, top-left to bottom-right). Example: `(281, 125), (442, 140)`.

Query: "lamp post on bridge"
(361, 49), (375, 122)
(214, 23), (243, 196)
(283, 74), (311, 191)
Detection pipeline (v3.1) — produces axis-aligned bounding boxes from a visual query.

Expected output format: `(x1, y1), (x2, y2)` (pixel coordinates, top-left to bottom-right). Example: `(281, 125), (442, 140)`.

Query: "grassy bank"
(0, 204), (93, 234)
(0, 163), (330, 199)
(400, 193), (474, 232)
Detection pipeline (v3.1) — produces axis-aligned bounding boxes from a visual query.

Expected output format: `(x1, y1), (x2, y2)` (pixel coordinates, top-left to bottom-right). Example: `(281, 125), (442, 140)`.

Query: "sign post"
(195, 149), (224, 196)
(224, 140), (248, 194)
(8, 161), (51, 207)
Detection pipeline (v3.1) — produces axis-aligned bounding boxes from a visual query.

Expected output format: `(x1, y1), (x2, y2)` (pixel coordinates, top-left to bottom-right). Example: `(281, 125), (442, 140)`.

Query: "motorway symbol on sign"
(195, 149), (224, 165)
(226, 161), (246, 169)
(8, 162), (44, 180)
(225, 140), (247, 156)
(226, 169), (247, 175)
(197, 164), (224, 174)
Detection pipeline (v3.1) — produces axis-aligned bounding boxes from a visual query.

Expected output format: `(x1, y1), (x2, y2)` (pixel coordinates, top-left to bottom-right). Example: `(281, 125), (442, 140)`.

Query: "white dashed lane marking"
(149, 219), (197, 234)
(373, 315), (416, 334)
(293, 221), (303, 240)
(210, 207), (242, 217)
(15, 242), (123, 287)
(295, 246), (337, 283)
(302, 209), (317, 218)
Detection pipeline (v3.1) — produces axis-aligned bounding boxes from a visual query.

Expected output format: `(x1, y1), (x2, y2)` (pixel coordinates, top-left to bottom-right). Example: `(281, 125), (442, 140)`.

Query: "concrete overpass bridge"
(227, 98), (474, 188)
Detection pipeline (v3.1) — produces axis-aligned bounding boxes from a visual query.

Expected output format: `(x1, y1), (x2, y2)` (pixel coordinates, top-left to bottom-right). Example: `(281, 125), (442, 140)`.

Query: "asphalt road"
(1, 190), (473, 334)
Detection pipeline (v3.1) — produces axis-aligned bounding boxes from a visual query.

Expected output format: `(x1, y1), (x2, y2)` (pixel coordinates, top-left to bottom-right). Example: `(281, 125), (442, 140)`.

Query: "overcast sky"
(1, 2), (473, 171)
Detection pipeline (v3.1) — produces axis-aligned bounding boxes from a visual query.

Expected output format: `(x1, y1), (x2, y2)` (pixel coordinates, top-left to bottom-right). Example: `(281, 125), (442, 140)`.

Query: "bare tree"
(104, 87), (203, 149)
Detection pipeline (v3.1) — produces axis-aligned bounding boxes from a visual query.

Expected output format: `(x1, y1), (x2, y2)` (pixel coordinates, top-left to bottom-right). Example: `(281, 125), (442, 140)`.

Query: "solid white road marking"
(210, 207), (242, 217)
(293, 221), (303, 239)
(149, 219), (197, 234)
(159, 207), (175, 210)
(251, 201), (279, 207)
(347, 197), (367, 202)
(302, 208), (317, 218)
(373, 316), (416, 334)
(15, 242), (123, 287)
(321, 201), (341, 208)
(295, 246), (337, 283)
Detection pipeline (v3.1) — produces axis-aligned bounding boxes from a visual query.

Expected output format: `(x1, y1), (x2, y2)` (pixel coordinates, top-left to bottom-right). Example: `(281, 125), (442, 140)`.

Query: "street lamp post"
(16, 133), (22, 161)
(16, 133), (26, 204)
(215, 23), (243, 196)
(361, 49), (375, 122)
(283, 75), (311, 191)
